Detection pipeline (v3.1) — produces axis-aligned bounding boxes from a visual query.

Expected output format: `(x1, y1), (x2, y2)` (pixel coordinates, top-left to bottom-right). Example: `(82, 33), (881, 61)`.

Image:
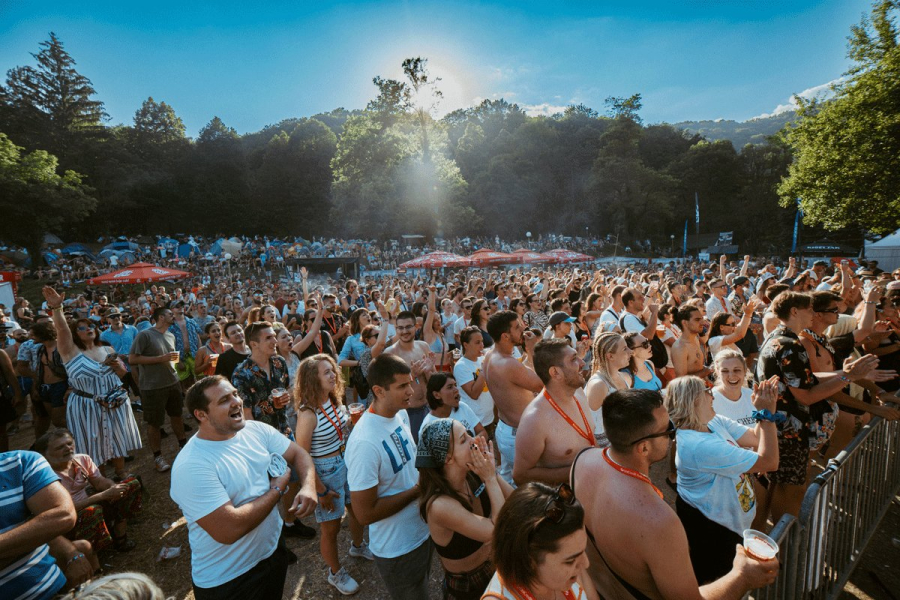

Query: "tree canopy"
(0, 30), (874, 260)
(778, 0), (900, 235)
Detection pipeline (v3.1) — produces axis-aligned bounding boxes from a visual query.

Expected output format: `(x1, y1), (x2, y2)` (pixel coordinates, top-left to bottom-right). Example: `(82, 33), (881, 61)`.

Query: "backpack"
(619, 314), (669, 371)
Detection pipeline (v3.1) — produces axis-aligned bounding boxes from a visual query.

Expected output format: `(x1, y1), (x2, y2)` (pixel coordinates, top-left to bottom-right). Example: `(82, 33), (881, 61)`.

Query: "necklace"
(543, 390), (595, 447)
(602, 448), (663, 500)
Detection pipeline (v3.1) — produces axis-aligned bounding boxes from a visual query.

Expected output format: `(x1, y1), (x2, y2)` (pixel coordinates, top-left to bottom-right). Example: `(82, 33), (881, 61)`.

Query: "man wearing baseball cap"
(547, 311), (576, 346)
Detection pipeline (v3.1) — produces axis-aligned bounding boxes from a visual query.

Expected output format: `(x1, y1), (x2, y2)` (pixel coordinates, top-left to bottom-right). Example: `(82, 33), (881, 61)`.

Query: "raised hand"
(41, 286), (65, 308)
(467, 436), (496, 480)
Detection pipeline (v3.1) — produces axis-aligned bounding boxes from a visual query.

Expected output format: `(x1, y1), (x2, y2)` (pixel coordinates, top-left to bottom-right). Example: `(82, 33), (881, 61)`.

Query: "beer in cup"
(348, 402), (365, 425)
(742, 529), (778, 561)
(271, 387), (289, 409)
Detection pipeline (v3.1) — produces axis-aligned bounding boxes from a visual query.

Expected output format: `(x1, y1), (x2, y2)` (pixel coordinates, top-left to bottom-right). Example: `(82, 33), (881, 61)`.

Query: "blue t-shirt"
(675, 416), (758, 534)
(0, 451), (68, 600)
(100, 325), (138, 356)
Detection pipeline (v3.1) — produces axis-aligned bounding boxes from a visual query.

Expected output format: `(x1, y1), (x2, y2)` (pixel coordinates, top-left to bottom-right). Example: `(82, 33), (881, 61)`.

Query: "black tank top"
(433, 478), (492, 561)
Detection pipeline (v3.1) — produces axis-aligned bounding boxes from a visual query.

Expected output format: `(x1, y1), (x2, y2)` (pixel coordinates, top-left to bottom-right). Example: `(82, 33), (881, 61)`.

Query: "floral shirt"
(232, 355), (293, 440)
(756, 325), (822, 439)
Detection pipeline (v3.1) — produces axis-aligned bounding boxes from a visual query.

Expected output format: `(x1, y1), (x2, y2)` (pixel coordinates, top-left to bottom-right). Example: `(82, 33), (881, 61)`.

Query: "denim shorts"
(313, 454), (351, 523)
(39, 381), (68, 408)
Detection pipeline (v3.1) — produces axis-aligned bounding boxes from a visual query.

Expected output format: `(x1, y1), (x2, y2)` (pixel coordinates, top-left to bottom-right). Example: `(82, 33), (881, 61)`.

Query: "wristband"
(270, 485), (286, 497)
(65, 553), (85, 567)
(864, 301), (876, 305)
(751, 409), (786, 424)
(317, 485), (332, 498)
(839, 374), (851, 383)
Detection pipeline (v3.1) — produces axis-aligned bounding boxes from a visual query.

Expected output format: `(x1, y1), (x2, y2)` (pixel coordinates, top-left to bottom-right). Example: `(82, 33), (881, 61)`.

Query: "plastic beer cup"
(742, 529), (778, 561)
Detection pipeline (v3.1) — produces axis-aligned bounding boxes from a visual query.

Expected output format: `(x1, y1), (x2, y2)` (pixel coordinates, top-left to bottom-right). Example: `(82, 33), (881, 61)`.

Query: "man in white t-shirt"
(346, 354), (432, 600)
(170, 376), (317, 600)
(598, 284), (626, 333)
(453, 326), (495, 429)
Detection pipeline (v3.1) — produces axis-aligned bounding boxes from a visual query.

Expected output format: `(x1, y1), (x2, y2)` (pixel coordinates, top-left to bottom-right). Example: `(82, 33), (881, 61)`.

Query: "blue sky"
(0, 0), (873, 137)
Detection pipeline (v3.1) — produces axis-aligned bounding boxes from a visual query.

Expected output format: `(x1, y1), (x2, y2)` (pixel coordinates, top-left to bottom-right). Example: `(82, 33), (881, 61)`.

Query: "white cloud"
(753, 78), (845, 119)
(521, 102), (569, 117)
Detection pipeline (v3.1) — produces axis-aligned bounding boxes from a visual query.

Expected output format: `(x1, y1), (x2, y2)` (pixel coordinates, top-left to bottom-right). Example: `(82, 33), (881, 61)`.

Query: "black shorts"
(769, 432), (808, 486)
(140, 384), (184, 428)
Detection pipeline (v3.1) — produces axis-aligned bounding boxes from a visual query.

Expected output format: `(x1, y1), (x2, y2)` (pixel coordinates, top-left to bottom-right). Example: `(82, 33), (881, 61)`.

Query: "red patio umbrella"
(541, 249), (594, 264)
(467, 248), (517, 267)
(88, 262), (192, 285)
(511, 248), (546, 264)
(399, 252), (472, 269)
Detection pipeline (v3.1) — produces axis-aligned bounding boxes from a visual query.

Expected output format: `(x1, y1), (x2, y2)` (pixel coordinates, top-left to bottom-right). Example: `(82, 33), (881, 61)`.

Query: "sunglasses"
(628, 419), (676, 446)
(722, 321), (737, 327)
(817, 308), (840, 314)
(462, 305), (472, 310)
(76, 325), (94, 332)
(629, 340), (651, 350)
(531, 483), (577, 537)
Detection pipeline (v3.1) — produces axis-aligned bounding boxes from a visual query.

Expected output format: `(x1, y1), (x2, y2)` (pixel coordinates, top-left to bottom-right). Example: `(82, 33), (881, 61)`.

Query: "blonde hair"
(591, 332), (627, 389)
(665, 376), (708, 431)
(293, 354), (344, 411)
(59, 573), (169, 600)
(712, 349), (749, 384)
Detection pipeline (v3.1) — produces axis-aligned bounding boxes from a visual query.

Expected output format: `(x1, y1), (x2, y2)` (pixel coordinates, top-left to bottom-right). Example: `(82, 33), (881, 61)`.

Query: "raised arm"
(41, 286), (76, 361)
(292, 299), (324, 355)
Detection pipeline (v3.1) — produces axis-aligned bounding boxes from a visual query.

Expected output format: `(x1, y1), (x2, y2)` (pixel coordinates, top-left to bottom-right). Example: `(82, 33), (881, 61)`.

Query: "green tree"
(130, 97), (187, 153)
(0, 33), (106, 158)
(778, 0), (900, 234)
(0, 134), (96, 264)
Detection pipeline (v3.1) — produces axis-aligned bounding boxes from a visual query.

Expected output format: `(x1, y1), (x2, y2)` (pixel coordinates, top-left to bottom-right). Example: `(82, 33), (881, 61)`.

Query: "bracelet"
(864, 301), (876, 305)
(270, 485), (286, 497)
(317, 485), (332, 498)
(751, 409), (786, 424)
(65, 553), (85, 567)
(839, 373), (851, 383)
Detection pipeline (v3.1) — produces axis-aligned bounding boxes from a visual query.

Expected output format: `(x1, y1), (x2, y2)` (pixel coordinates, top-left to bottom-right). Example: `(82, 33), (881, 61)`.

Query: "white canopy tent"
(865, 229), (900, 271)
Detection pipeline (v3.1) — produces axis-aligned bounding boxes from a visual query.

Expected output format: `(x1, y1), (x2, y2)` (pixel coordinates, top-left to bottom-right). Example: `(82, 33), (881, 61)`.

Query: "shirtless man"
(482, 310), (542, 485)
(513, 339), (594, 485)
(571, 388), (778, 600)
(672, 306), (711, 379)
(384, 310), (435, 442)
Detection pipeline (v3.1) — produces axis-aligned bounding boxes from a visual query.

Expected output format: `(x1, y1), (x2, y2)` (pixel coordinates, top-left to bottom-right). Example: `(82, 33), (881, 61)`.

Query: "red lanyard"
(602, 448), (663, 500)
(323, 315), (338, 335)
(320, 401), (344, 442)
(505, 579), (579, 600)
(543, 390), (595, 447)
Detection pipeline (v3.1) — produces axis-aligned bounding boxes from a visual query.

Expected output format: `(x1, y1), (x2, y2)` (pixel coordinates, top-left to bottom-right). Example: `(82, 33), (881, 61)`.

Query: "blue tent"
(42, 252), (59, 263)
(103, 241), (139, 252)
(61, 243), (93, 257)
(177, 242), (200, 258)
(209, 239), (224, 256)
(158, 237), (179, 249)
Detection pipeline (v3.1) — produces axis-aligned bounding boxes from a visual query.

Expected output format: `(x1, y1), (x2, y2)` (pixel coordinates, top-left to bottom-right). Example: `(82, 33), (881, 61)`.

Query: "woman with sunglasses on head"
(621, 333), (662, 392)
(481, 481), (598, 600)
(417, 419), (513, 600)
(41, 287), (142, 481)
(664, 375), (780, 584)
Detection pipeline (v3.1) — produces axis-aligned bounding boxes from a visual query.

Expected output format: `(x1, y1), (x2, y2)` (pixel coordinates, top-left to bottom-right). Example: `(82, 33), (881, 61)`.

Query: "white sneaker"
(348, 542), (374, 561)
(155, 456), (171, 473)
(326, 566), (360, 595)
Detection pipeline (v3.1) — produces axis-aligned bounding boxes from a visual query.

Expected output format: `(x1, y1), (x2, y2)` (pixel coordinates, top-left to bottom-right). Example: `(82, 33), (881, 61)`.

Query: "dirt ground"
(7, 405), (444, 599)
(9, 405), (897, 599)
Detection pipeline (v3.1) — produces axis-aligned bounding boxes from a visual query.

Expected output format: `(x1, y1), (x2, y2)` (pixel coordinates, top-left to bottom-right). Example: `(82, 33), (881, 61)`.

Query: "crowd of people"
(2, 246), (900, 600)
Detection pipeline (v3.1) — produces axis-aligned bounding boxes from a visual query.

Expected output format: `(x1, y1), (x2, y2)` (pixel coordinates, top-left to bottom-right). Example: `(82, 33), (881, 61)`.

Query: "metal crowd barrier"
(750, 410), (900, 599)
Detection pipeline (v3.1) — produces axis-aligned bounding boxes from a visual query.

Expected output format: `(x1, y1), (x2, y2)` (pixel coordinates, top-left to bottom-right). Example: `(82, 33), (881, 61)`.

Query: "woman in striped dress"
(43, 287), (142, 479)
